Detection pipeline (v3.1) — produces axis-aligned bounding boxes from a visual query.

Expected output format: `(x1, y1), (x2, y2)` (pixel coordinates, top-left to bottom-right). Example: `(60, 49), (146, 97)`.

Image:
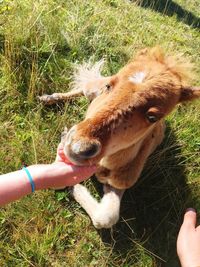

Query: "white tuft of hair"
(129, 71), (146, 84)
(70, 59), (105, 92)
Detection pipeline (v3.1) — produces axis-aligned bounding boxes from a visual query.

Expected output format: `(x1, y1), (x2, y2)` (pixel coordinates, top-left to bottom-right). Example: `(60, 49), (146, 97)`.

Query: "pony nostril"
(71, 140), (101, 159)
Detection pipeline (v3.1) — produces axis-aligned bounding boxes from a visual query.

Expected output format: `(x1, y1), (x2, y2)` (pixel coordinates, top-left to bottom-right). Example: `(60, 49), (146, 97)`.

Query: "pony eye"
(146, 114), (158, 123)
(105, 84), (111, 91)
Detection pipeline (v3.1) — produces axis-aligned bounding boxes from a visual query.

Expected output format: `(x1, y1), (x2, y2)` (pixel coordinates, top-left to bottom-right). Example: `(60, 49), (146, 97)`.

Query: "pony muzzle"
(71, 140), (101, 159)
(64, 137), (102, 165)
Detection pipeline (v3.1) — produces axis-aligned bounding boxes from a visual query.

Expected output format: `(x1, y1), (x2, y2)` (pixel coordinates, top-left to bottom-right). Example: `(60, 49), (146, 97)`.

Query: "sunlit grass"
(0, 0), (199, 266)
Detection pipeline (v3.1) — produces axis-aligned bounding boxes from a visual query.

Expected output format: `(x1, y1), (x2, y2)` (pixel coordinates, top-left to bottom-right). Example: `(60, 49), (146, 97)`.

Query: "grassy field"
(0, 0), (200, 266)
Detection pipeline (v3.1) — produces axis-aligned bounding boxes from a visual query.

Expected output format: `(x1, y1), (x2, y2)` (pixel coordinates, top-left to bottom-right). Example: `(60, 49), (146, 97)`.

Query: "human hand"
(33, 143), (96, 190)
(177, 208), (200, 267)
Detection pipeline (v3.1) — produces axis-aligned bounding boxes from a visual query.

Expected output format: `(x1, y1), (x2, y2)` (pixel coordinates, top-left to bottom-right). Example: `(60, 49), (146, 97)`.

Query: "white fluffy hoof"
(72, 184), (90, 202)
(92, 211), (119, 229)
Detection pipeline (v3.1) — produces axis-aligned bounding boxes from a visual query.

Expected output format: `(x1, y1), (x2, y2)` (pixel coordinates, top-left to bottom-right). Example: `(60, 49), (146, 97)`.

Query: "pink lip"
(64, 156), (76, 166)
(66, 161), (75, 166)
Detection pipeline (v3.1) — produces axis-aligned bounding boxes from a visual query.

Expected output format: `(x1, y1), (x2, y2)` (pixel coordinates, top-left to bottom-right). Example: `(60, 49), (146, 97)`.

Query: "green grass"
(0, 0), (200, 266)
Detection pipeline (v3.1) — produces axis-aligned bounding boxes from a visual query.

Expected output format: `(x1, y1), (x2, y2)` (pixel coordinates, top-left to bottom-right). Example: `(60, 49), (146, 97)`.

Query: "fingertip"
(184, 208), (197, 219)
(183, 208), (197, 227)
(57, 142), (64, 151)
(186, 208), (196, 213)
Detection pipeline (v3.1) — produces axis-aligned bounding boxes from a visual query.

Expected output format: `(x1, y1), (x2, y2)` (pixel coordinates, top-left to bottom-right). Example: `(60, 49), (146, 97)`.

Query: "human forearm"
(0, 162), (96, 206)
(0, 165), (48, 206)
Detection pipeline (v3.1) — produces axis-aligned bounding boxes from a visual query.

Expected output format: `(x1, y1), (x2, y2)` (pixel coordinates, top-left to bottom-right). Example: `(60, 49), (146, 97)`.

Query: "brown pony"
(40, 47), (200, 228)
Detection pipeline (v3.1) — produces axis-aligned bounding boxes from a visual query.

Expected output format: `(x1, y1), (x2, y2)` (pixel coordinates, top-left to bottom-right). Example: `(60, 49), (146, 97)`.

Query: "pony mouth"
(64, 129), (102, 166)
(64, 144), (100, 166)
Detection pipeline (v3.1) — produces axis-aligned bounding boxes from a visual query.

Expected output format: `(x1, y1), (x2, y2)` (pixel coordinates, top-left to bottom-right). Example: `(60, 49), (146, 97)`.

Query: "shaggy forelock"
(70, 59), (105, 91)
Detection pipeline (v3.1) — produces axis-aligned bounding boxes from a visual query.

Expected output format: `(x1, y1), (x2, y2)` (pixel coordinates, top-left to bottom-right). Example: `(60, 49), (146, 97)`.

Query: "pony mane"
(70, 59), (105, 91)
(164, 54), (195, 85)
(136, 46), (195, 84)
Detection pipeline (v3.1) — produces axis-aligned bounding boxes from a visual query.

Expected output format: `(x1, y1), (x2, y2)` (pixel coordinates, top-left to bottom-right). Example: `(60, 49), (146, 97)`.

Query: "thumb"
(182, 208), (197, 230)
(71, 165), (97, 178)
(68, 165), (97, 185)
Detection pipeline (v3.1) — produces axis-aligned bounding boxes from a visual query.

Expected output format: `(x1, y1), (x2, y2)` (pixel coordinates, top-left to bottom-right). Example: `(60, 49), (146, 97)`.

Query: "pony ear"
(179, 86), (200, 102)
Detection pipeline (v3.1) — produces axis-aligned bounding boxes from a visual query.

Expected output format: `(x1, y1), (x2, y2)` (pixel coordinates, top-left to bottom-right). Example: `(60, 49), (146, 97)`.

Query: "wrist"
(22, 167), (35, 192)
(27, 164), (51, 191)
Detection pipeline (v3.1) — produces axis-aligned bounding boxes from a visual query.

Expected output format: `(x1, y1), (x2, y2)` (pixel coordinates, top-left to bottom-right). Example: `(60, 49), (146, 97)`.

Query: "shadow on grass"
(132, 0), (200, 29)
(96, 124), (194, 267)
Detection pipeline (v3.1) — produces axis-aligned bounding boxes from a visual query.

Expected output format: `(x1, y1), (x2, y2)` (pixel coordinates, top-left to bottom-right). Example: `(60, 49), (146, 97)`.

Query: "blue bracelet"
(23, 167), (35, 193)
